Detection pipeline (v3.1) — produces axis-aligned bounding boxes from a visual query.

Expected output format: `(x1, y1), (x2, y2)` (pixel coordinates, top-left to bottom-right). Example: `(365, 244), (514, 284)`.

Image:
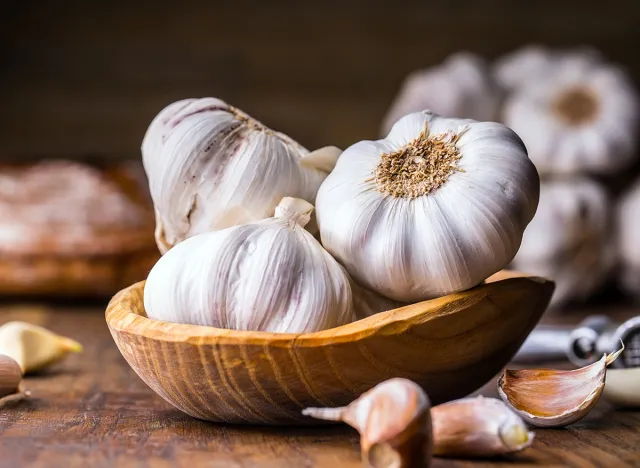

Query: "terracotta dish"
(106, 271), (553, 424)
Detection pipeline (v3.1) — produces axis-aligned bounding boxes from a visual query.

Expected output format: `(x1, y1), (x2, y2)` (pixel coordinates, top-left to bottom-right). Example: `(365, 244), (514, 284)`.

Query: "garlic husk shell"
(144, 197), (353, 333)
(0, 354), (22, 399)
(511, 178), (613, 308)
(502, 51), (639, 175)
(603, 368), (640, 408)
(431, 396), (533, 458)
(316, 111), (539, 303)
(616, 179), (640, 297)
(498, 349), (622, 428)
(0, 321), (82, 374)
(142, 97), (339, 253)
(382, 52), (500, 135)
(303, 378), (432, 468)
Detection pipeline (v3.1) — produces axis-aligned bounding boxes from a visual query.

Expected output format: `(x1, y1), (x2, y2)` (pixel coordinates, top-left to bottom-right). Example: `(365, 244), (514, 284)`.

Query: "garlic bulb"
(617, 179), (640, 297)
(382, 52), (500, 135)
(144, 197), (353, 333)
(502, 50), (639, 175)
(142, 97), (340, 253)
(493, 45), (557, 92)
(316, 111), (539, 303)
(512, 178), (613, 308)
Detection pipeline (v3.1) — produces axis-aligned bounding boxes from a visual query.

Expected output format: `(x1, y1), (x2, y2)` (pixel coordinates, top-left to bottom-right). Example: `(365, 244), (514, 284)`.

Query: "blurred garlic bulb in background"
(512, 178), (613, 308)
(617, 180), (640, 297)
(142, 98), (340, 253)
(382, 52), (500, 135)
(503, 51), (639, 175)
(317, 111), (539, 303)
(493, 45), (556, 92)
(144, 198), (353, 333)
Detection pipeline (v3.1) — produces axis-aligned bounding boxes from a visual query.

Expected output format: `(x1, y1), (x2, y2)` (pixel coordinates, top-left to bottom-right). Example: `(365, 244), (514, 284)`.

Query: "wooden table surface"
(0, 303), (639, 468)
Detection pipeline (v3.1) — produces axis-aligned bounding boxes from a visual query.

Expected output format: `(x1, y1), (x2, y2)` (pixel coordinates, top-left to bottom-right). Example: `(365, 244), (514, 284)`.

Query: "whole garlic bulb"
(502, 51), (639, 175)
(144, 197), (353, 333)
(512, 178), (612, 308)
(382, 52), (500, 135)
(316, 111), (539, 303)
(617, 179), (640, 297)
(142, 97), (340, 253)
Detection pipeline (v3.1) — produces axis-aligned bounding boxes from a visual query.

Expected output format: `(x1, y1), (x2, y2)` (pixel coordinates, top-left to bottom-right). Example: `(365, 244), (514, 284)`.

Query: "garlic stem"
(273, 197), (314, 228)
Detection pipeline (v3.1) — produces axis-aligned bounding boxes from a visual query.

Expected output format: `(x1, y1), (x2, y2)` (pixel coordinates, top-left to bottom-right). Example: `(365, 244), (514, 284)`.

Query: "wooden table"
(0, 303), (639, 468)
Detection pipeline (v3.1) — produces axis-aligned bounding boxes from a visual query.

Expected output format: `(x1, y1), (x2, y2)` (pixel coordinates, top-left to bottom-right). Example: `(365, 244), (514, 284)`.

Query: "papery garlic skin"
(502, 51), (639, 175)
(431, 397), (533, 457)
(351, 280), (407, 320)
(512, 178), (612, 308)
(144, 198), (353, 333)
(382, 52), (500, 135)
(617, 180), (640, 297)
(142, 98), (339, 253)
(316, 111), (539, 303)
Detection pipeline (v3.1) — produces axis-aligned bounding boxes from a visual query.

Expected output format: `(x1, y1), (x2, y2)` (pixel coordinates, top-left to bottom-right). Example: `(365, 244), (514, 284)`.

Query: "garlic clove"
(303, 378), (432, 468)
(431, 396), (533, 458)
(0, 321), (83, 374)
(498, 348), (622, 428)
(300, 146), (343, 174)
(603, 367), (640, 408)
(0, 354), (22, 399)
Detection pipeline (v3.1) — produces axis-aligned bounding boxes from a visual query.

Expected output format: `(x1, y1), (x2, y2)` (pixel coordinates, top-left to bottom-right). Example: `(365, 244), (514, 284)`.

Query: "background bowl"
(105, 271), (553, 425)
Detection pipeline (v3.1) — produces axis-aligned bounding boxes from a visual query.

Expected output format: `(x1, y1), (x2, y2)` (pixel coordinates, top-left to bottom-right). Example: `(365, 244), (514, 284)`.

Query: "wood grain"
(105, 272), (553, 424)
(1, 305), (639, 467)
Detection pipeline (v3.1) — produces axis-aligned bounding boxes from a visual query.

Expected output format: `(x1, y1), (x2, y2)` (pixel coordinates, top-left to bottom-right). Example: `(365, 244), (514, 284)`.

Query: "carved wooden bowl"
(106, 271), (553, 425)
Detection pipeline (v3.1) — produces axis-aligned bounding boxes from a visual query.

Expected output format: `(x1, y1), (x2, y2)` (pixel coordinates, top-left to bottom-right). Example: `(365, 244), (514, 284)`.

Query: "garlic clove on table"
(303, 378), (432, 468)
(511, 177), (613, 308)
(0, 321), (82, 374)
(0, 354), (22, 399)
(142, 97), (337, 253)
(431, 396), (533, 458)
(316, 111), (539, 303)
(144, 197), (353, 333)
(382, 52), (500, 135)
(498, 348), (622, 428)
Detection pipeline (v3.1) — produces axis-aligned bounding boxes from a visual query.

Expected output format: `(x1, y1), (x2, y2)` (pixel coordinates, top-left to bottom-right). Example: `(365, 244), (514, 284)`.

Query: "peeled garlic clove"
(431, 396), (533, 458)
(144, 197), (354, 333)
(603, 368), (640, 408)
(0, 321), (83, 374)
(142, 97), (336, 253)
(316, 111), (539, 303)
(0, 354), (22, 399)
(303, 378), (432, 468)
(498, 348), (622, 428)
(511, 178), (613, 308)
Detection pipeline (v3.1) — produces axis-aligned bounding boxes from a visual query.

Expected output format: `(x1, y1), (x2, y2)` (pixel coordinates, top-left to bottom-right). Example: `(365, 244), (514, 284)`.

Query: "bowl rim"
(105, 271), (552, 348)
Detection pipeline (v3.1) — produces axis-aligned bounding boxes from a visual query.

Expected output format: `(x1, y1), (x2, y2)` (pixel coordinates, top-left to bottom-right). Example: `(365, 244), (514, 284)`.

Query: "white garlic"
(617, 179), (640, 297)
(512, 178), (613, 308)
(142, 97), (341, 253)
(351, 280), (407, 320)
(382, 52), (500, 135)
(502, 50), (639, 175)
(316, 111), (539, 303)
(144, 197), (353, 333)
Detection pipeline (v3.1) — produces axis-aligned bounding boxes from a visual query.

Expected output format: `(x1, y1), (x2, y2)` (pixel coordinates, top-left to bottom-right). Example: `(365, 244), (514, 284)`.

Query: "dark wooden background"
(1, 0), (639, 162)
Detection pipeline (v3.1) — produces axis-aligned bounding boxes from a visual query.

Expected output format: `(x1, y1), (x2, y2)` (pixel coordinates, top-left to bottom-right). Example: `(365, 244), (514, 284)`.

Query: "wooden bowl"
(106, 271), (553, 425)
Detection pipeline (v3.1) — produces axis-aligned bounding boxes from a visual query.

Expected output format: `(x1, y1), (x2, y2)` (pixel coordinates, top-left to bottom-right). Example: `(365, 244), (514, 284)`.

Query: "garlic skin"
(142, 97), (340, 253)
(512, 178), (613, 308)
(0, 322), (83, 374)
(616, 179), (640, 297)
(351, 280), (407, 320)
(303, 378), (432, 468)
(382, 52), (500, 135)
(502, 51), (639, 175)
(498, 348), (622, 428)
(316, 111), (539, 303)
(144, 197), (353, 333)
(431, 397), (533, 458)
